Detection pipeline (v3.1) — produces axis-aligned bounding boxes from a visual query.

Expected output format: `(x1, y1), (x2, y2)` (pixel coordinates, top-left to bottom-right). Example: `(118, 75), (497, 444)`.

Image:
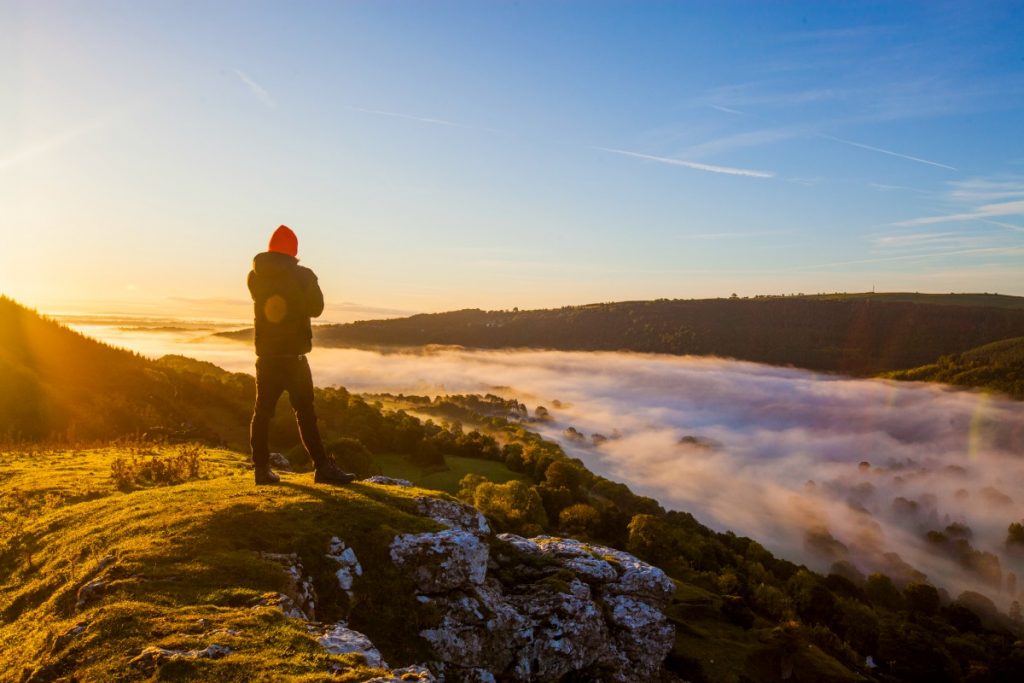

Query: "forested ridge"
(218, 293), (1024, 376)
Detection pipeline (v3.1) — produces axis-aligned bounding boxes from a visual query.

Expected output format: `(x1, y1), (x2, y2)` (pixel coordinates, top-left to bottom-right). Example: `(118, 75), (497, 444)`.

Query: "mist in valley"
(73, 322), (1024, 610)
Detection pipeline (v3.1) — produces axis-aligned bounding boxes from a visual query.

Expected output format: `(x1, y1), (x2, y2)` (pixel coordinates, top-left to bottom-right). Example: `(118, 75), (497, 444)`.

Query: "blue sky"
(2, 1), (1023, 320)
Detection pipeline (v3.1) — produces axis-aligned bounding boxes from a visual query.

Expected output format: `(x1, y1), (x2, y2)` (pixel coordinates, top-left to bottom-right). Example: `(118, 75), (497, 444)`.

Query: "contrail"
(596, 146), (775, 179)
(820, 134), (957, 171)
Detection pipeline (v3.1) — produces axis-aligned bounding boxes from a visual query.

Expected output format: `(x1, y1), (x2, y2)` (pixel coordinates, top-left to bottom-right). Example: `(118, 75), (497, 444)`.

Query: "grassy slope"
(373, 453), (525, 495)
(0, 445), (450, 682)
(1, 446), (864, 683)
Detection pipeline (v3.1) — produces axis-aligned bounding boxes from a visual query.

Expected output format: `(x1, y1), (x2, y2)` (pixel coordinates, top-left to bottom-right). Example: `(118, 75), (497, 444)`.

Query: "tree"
(865, 573), (904, 611)
(472, 480), (548, 534)
(904, 582), (940, 616)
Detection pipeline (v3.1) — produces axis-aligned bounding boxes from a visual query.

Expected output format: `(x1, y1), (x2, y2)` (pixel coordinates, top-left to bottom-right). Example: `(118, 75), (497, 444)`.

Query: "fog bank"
(71, 323), (1024, 607)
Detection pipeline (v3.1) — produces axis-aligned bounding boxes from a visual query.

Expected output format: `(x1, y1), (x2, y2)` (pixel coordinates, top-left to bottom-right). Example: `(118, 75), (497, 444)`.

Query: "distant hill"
(219, 293), (1024, 375)
(884, 336), (1024, 399)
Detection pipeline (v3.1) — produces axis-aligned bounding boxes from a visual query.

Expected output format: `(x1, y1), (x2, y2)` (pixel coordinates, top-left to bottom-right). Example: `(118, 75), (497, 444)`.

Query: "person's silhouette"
(247, 225), (354, 485)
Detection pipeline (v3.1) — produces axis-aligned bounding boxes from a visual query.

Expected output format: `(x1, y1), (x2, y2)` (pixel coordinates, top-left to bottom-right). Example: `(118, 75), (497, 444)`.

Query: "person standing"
(247, 225), (355, 486)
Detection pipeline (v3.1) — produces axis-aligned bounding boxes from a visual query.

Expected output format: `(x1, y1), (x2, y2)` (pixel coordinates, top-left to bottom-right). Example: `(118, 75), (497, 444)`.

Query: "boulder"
(390, 530), (488, 594)
(416, 497), (491, 535)
(319, 623), (387, 669)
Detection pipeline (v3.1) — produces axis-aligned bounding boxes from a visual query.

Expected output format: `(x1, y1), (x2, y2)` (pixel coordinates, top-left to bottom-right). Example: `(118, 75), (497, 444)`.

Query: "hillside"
(0, 296), (254, 444)
(884, 337), (1024, 399)
(218, 294), (1024, 376)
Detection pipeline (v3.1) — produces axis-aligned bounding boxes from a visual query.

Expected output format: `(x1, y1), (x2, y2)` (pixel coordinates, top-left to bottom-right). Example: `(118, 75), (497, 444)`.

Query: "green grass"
(0, 444), (462, 682)
(373, 453), (525, 495)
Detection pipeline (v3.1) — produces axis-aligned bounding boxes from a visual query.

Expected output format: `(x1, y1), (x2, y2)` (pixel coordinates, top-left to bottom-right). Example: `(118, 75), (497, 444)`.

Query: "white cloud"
(892, 200), (1024, 227)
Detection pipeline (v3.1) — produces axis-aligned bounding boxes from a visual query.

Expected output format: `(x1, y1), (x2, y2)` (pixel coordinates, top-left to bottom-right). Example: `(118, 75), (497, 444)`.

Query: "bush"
(559, 503), (601, 537)
(472, 480), (548, 534)
(110, 443), (205, 490)
(322, 437), (379, 478)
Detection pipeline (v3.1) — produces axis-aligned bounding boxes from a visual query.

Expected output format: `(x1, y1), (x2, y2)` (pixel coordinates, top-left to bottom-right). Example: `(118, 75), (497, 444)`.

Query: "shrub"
(322, 437), (380, 478)
(559, 503), (601, 536)
(110, 443), (205, 490)
(472, 480), (548, 534)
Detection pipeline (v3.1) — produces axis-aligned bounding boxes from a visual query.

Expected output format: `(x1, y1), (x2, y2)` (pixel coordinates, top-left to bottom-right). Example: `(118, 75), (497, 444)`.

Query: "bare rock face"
(418, 580), (531, 673)
(390, 529), (489, 594)
(505, 579), (608, 681)
(600, 594), (677, 681)
(400, 533), (676, 683)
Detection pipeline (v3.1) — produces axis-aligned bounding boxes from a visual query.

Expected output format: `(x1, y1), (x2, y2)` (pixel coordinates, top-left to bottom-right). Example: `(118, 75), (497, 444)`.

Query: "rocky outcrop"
(415, 496), (491, 535)
(219, 500), (674, 682)
(390, 529), (488, 593)
(389, 527), (676, 683)
(253, 537), (437, 681)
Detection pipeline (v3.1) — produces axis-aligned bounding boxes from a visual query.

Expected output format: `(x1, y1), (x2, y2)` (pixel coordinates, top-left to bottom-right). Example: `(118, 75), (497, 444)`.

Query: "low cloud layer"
(73, 324), (1024, 607)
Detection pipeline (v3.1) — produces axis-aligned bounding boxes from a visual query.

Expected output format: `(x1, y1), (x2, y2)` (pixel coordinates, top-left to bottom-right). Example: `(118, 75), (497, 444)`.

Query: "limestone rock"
(363, 475), (413, 487)
(254, 592), (307, 620)
(418, 580), (530, 672)
(258, 552), (317, 619)
(506, 579), (608, 682)
(416, 497), (491, 535)
(407, 533), (677, 682)
(390, 529), (488, 594)
(326, 537), (362, 594)
(501, 534), (675, 608)
(319, 623), (387, 669)
(601, 594), (675, 681)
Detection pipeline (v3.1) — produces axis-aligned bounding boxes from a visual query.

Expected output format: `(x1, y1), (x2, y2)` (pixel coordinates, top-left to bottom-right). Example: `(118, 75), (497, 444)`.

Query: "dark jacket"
(247, 251), (324, 357)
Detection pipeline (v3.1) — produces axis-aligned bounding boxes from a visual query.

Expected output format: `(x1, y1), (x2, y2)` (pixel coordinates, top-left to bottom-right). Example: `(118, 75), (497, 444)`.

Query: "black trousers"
(250, 355), (327, 468)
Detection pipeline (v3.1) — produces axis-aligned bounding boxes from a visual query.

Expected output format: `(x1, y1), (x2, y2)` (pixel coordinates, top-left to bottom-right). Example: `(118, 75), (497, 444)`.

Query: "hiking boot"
(314, 460), (356, 486)
(254, 464), (281, 486)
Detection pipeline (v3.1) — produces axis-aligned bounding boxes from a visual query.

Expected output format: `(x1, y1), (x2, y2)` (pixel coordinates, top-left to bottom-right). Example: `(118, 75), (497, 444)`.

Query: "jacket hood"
(252, 250), (299, 274)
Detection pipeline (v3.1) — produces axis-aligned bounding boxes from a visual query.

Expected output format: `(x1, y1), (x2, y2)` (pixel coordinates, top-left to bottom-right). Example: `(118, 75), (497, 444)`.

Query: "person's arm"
(301, 268), (325, 318)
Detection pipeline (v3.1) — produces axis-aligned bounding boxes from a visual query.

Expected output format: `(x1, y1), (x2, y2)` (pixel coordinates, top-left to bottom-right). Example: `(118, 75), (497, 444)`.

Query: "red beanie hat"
(268, 225), (298, 257)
